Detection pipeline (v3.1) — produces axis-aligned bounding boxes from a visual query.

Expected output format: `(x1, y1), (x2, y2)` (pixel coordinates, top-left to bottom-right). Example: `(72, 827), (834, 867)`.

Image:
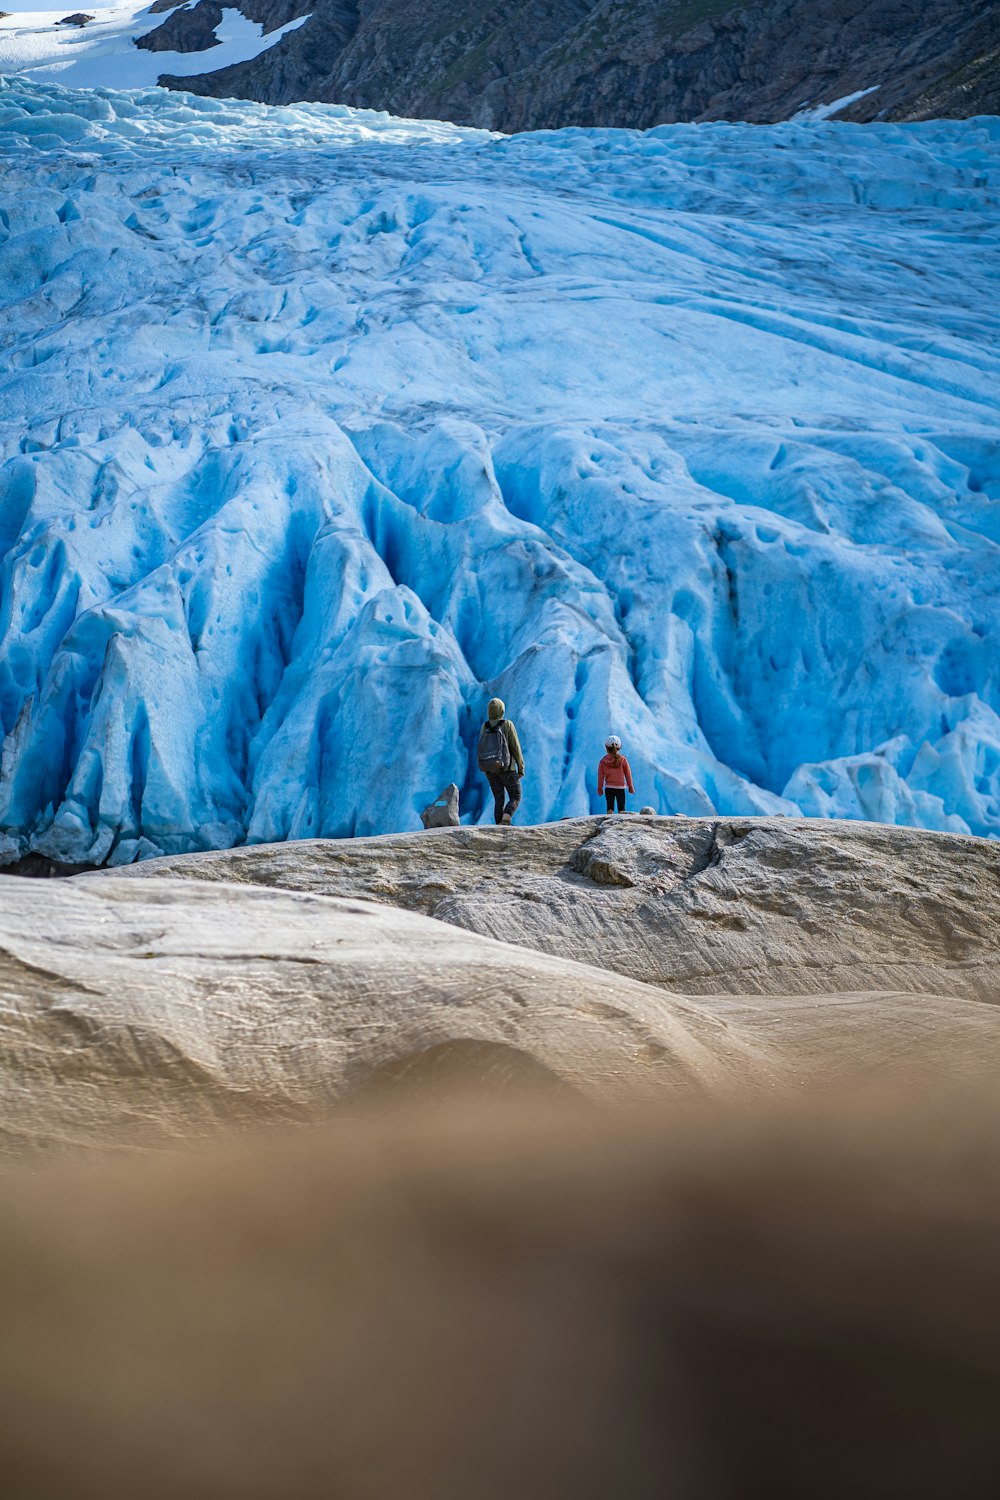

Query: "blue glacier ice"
(0, 78), (999, 863)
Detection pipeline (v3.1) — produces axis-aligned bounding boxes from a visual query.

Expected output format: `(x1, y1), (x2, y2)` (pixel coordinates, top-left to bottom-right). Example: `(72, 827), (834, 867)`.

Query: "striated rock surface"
(0, 868), (782, 1154)
(112, 815), (1000, 1005)
(4, 816), (1000, 1155)
(164, 0), (1000, 129)
(1, 816), (1000, 1152)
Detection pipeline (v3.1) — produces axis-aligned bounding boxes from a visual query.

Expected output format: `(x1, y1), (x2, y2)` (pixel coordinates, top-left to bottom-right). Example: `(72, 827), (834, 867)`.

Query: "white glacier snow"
(792, 87), (881, 123)
(0, 4), (311, 92)
(0, 78), (999, 863)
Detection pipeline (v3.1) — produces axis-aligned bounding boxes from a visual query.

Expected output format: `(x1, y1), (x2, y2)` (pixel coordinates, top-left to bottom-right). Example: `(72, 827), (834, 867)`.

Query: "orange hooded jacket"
(597, 753), (634, 794)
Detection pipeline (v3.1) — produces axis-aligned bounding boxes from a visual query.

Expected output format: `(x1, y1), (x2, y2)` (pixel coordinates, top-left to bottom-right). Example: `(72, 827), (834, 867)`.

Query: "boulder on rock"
(420, 784), (460, 829)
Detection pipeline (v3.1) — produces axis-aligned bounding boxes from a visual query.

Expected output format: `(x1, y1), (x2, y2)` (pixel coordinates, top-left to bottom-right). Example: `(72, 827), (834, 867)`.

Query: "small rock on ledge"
(420, 784), (460, 829)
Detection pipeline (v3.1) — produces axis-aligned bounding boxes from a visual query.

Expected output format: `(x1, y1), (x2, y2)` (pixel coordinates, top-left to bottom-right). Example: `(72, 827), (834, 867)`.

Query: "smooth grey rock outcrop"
(112, 816), (1000, 1006)
(4, 816), (1000, 1153)
(0, 869), (783, 1154)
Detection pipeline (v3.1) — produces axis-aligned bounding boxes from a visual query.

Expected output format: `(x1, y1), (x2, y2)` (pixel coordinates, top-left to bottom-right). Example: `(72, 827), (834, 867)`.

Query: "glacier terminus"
(0, 79), (998, 864)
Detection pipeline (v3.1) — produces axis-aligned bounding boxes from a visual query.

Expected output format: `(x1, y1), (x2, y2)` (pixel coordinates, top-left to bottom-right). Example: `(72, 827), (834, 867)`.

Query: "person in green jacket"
(476, 697), (525, 825)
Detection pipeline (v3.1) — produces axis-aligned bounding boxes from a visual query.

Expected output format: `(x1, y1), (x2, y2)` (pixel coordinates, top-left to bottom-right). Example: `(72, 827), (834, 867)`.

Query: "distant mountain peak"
(158, 0), (1000, 128)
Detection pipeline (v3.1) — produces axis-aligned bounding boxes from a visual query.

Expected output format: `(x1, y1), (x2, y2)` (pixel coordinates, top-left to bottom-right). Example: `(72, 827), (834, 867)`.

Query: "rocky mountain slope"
(156, 0), (1000, 129)
(5, 816), (1000, 1154)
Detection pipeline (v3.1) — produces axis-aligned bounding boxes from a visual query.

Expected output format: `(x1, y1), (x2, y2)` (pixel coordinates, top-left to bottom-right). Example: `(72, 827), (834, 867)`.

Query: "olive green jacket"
(488, 718), (524, 776)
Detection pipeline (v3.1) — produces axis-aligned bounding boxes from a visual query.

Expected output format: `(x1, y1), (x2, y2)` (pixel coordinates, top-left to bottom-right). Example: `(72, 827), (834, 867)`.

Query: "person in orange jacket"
(597, 735), (634, 813)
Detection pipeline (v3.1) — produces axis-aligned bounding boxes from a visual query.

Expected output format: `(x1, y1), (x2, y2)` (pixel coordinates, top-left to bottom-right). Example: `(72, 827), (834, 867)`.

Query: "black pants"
(605, 787), (626, 813)
(487, 769), (522, 824)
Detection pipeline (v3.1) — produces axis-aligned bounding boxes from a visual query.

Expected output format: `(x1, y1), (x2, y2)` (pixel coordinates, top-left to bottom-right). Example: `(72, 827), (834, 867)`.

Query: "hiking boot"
(501, 812), (512, 825)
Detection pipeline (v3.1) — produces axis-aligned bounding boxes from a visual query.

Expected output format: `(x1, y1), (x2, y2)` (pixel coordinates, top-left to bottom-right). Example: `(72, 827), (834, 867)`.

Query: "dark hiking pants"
(487, 769), (522, 824)
(605, 787), (626, 813)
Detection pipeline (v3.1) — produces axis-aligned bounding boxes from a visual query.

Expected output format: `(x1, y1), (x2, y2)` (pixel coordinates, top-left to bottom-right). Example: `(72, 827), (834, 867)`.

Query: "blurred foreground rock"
(3, 818), (1000, 1497)
(2, 1093), (1000, 1499)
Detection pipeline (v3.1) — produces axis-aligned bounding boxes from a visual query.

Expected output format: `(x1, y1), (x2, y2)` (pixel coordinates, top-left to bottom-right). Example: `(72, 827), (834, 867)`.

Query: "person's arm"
(624, 757), (635, 794)
(506, 721), (525, 776)
(598, 757), (605, 794)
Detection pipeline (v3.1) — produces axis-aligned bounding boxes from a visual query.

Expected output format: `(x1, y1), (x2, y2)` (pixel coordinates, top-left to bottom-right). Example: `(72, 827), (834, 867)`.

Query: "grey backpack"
(477, 719), (511, 772)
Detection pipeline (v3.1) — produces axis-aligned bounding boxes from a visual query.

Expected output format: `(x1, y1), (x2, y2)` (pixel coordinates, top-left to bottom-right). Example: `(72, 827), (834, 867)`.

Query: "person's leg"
(605, 789), (616, 814)
(487, 775), (505, 824)
(614, 788), (626, 813)
(502, 769), (522, 823)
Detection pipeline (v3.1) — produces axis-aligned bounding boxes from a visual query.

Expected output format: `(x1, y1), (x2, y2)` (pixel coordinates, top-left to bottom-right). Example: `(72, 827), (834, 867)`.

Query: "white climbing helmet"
(605, 735), (622, 751)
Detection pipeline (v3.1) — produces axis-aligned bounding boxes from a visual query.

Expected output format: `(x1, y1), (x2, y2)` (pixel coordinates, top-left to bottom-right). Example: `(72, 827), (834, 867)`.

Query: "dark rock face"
(135, 0), (224, 54)
(56, 12), (94, 25)
(147, 0), (314, 32)
(158, 0), (1000, 129)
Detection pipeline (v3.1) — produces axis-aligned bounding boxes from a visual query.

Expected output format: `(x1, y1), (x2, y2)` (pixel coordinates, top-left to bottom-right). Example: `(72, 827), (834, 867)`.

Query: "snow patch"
(0, 3), (310, 91)
(793, 86), (880, 123)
